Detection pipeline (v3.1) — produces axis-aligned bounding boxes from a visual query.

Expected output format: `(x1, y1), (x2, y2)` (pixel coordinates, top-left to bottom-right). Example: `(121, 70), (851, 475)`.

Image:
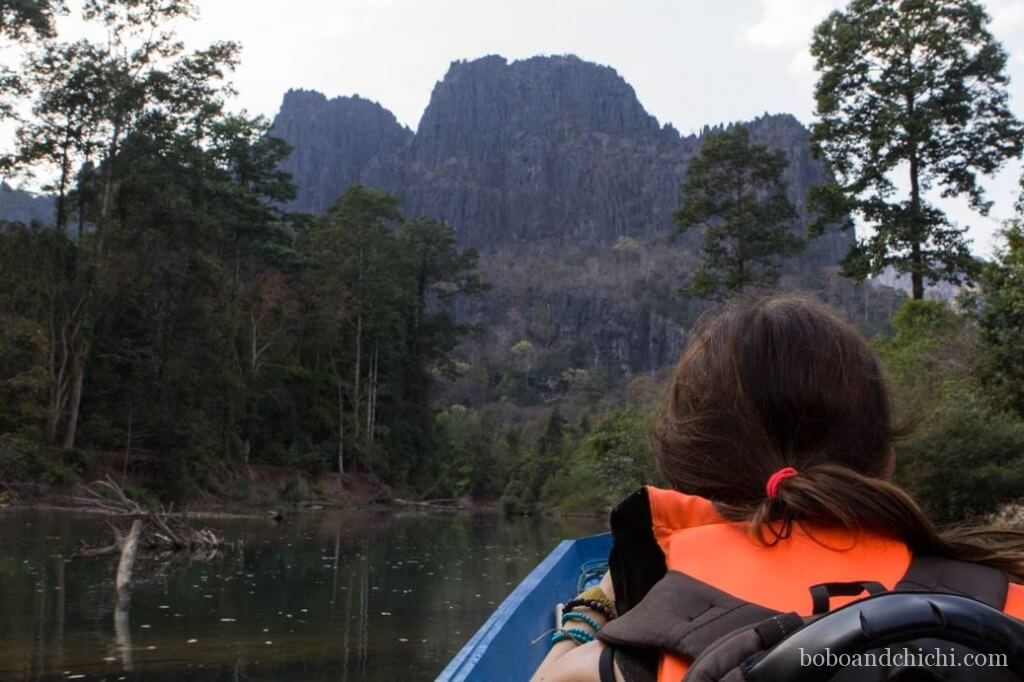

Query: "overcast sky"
(45, 0), (1024, 255)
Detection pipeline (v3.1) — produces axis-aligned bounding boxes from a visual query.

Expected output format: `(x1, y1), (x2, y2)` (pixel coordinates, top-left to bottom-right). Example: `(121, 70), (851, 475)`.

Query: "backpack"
(597, 556), (1024, 681)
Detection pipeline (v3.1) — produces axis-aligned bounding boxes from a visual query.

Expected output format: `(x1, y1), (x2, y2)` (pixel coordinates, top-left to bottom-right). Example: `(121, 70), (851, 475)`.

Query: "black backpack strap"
(896, 555), (1009, 609)
(614, 648), (659, 682)
(608, 488), (667, 615)
(599, 645), (616, 682)
(598, 646), (660, 682)
(600, 570), (781, 661)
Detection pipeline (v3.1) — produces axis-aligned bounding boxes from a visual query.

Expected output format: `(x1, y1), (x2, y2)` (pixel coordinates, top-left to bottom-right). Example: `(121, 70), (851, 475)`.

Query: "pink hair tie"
(765, 467), (799, 499)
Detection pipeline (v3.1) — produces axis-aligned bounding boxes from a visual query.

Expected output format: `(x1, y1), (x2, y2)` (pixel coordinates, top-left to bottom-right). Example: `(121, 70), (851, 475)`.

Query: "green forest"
(1, 0), (1024, 526)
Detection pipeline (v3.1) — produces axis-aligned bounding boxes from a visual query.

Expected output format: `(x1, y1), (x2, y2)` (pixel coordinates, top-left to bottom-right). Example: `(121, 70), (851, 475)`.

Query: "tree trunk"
(55, 176), (67, 234)
(909, 134), (924, 300)
(906, 80), (924, 300)
(76, 174), (86, 241)
(366, 342), (378, 448)
(337, 384), (345, 475)
(910, 241), (924, 300)
(98, 120), (121, 226)
(61, 350), (84, 449)
(352, 311), (362, 441)
(46, 299), (71, 443)
(121, 403), (132, 487)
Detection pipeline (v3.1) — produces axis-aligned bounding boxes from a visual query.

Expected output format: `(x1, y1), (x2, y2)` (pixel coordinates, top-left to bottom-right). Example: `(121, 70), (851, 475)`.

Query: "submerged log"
(114, 519), (141, 671)
(116, 520), (142, 605)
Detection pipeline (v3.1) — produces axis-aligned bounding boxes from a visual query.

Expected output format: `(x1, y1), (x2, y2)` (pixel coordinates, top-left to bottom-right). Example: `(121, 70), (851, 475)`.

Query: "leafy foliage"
(559, 408), (658, 510)
(878, 299), (1024, 523)
(895, 401), (1024, 524)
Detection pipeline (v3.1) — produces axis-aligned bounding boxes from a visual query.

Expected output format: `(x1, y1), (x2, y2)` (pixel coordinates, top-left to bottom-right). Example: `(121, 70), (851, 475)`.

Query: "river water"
(0, 508), (604, 681)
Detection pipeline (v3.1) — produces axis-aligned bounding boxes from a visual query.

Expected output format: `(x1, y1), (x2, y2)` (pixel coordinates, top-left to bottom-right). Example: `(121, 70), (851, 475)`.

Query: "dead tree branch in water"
(71, 475), (143, 514)
(71, 479), (224, 558)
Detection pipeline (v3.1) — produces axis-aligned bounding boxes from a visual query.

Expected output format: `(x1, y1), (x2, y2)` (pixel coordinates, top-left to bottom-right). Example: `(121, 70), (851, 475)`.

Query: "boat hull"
(437, 532), (613, 681)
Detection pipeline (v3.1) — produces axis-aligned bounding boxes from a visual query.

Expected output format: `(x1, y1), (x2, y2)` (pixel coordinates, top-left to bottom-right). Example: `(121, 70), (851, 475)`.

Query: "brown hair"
(653, 293), (1024, 579)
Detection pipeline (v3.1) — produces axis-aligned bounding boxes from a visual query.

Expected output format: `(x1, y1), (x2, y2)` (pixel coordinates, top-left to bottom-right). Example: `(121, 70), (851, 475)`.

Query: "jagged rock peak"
(413, 54), (674, 156)
(272, 89), (412, 213)
(697, 112), (808, 138)
(277, 89), (406, 123)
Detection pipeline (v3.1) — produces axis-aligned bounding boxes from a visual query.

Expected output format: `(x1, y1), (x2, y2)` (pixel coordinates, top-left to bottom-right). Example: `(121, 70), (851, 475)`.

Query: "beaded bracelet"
(551, 627), (596, 646)
(563, 598), (616, 621)
(561, 610), (602, 632)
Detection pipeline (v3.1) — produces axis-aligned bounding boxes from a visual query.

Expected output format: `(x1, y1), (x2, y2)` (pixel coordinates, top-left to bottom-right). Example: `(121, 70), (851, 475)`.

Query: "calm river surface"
(0, 508), (604, 681)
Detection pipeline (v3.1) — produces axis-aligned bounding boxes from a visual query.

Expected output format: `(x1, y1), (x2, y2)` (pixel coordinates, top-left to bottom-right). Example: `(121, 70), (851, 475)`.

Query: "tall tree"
(394, 218), (486, 484)
(675, 124), (803, 299)
(809, 0), (1024, 299)
(207, 114), (295, 466)
(300, 186), (403, 475)
(12, 0), (239, 449)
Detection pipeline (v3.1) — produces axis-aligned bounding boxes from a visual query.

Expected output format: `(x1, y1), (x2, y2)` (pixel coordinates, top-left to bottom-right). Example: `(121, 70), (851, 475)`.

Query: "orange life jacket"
(614, 486), (1024, 681)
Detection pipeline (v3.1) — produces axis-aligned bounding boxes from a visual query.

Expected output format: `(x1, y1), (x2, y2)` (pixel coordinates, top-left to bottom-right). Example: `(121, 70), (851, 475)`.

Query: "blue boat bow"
(437, 532), (613, 681)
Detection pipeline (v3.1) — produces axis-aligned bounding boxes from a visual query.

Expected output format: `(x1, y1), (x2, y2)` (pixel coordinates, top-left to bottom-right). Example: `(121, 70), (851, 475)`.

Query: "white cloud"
(744, 0), (839, 49)
(990, 0), (1024, 34)
(742, 0), (843, 74)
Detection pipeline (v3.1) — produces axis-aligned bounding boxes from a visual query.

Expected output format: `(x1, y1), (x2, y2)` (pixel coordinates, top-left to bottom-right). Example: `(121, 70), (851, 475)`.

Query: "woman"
(532, 293), (1024, 682)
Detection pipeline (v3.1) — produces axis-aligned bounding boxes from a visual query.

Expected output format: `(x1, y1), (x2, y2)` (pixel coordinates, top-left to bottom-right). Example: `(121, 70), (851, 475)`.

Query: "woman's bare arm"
(529, 572), (624, 682)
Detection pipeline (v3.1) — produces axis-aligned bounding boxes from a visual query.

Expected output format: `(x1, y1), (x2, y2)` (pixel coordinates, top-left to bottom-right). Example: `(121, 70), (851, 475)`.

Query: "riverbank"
(0, 441), (415, 517)
(0, 444), (520, 520)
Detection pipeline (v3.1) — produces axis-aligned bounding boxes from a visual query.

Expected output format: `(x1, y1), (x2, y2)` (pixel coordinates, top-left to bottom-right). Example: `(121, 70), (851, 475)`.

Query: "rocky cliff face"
(270, 55), (859, 377)
(272, 90), (412, 214)
(362, 55), (696, 248)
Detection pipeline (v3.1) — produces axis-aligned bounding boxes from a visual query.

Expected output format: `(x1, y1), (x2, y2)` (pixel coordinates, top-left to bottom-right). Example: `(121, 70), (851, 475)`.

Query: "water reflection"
(0, 509), (602, 681)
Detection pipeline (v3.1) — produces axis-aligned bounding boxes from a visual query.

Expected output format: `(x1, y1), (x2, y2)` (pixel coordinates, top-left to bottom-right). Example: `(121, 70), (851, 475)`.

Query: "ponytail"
(723, 464), (1024, 581)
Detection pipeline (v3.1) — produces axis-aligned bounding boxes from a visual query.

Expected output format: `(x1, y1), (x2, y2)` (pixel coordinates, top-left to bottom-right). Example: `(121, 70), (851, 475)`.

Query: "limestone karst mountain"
(274, 55), (848, 262)
(270, 55), (874, 378)
(274, 90), (412, 215)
